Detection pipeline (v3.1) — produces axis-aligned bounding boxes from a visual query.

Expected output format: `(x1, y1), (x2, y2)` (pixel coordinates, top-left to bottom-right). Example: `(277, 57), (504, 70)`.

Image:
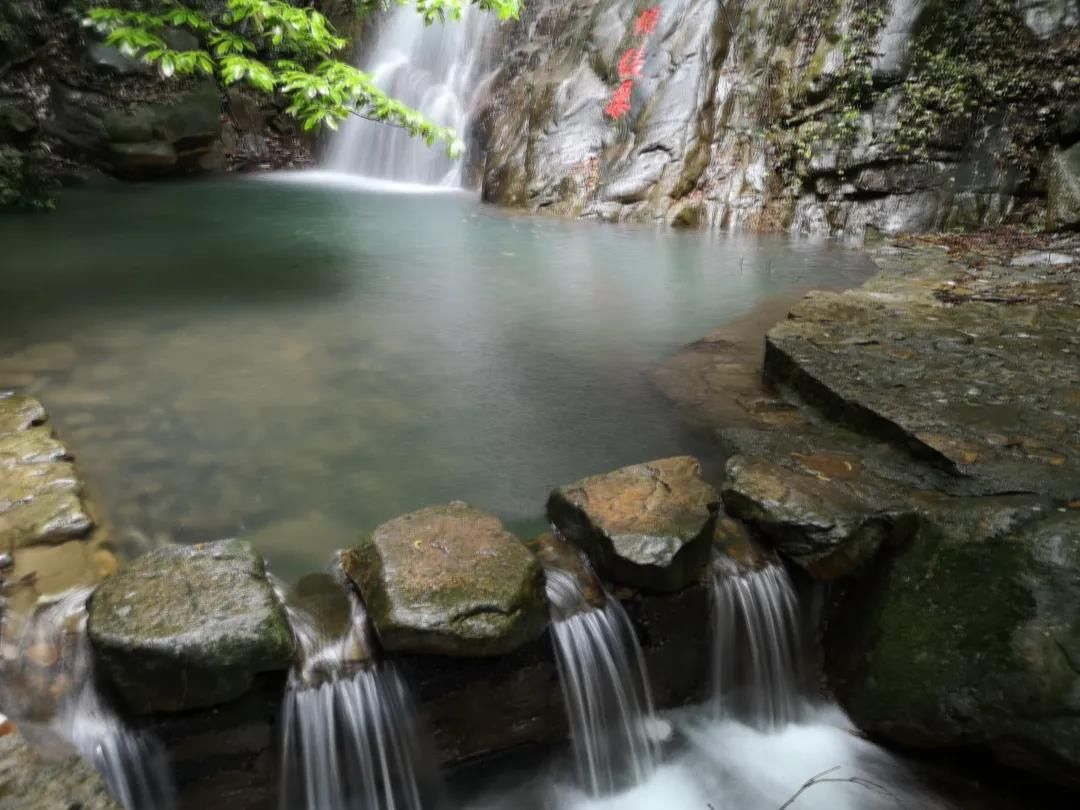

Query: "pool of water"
(0, 174), (873, 578)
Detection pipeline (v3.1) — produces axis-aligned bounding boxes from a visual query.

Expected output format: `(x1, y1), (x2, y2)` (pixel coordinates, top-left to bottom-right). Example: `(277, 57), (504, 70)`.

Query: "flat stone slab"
(546, 456), (719, 592)
(342, 502), (548, 656)
(88, 539), (293, 714)
(765, 243), (1080, 499)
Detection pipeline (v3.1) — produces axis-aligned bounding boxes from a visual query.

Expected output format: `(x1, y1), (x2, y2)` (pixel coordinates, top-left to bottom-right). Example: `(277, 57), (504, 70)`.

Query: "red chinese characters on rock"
(604, 80), (634, 120)
(604, 5), (663, 120)
(617, 46), (644, 80)
(634, 5), (661, 36)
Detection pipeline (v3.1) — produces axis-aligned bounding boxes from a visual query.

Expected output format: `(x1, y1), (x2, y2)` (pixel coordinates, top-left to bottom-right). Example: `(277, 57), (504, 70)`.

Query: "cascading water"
(710, 556), (806, 728)
(326, 7), (498, 185)
(0, 588), (174, 809)
(276, 572), (442, 810)
(545, 567), (660, 797)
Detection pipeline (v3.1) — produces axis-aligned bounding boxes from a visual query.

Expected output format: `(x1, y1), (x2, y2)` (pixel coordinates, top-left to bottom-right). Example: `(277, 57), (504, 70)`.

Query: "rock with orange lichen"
(547, 456), (719, 592)
(342, 502), (548, 656)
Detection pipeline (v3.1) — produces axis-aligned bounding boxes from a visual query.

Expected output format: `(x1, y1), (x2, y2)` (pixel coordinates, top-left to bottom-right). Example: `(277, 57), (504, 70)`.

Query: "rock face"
(0, 729), (120, 810)
(547, 456), (719, 592)
(342, 502), (548, 656)
(88, 539), (294, 714)
(826, 499), (1080, 788)
(477, 0), (1079, 236)
(49, 81), (224, 180)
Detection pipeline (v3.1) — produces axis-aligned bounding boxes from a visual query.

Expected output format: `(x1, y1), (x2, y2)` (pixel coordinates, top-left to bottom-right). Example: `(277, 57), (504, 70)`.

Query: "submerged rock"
(547, 456), (719, 592)
(0, 730), (120, 810)
(827, 498), (1080, 788)
(721, 455), (916, 579)
(88, 539), (293, 714)
(342, 502), (548, 656)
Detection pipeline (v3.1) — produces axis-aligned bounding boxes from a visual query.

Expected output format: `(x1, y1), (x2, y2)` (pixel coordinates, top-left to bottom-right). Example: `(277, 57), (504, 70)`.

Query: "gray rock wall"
(477, 0), (1080, 235)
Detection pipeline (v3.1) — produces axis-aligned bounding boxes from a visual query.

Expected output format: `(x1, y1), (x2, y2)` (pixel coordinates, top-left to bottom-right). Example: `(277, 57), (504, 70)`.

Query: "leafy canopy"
(84, 0), (521, 155)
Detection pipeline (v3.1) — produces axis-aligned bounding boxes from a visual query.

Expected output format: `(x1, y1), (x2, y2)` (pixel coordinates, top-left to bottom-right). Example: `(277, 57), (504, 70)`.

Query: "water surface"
(0, 176), (873, 577)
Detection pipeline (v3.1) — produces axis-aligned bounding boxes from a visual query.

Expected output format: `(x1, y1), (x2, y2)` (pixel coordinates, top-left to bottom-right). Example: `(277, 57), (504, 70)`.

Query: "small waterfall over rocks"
(545, 566), (662, 797)
(711, 556), (807, 729)
(276, 571), (442, 810)
(327, 7), (498, 186)
(0, 588), (174, 809)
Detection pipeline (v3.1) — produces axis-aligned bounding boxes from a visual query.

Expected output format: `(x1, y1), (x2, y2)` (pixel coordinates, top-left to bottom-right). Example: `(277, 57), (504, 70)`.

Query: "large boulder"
(720, 455), (916, 578)
(826, 498), (1080, 788)
(88, 539), (294, 714)
(546, 456), (719, 592)
(342, 502), (548, 656)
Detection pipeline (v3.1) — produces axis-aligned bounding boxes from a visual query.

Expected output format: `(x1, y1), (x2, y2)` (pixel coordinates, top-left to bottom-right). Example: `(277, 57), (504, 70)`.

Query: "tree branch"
(777, 766), (907, 810)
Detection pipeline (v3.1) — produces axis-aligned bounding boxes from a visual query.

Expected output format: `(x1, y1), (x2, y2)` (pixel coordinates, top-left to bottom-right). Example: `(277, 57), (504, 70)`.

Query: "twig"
(777, 766), (907, 810)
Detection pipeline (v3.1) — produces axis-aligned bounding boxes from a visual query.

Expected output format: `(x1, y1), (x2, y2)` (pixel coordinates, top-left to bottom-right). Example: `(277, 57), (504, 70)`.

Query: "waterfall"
(711, 557), (806, 729)
(0, 588), (174, 809)
(545, 567), (660, 797)
(326, 7), (498, 186)
(276, 572), (442, 810)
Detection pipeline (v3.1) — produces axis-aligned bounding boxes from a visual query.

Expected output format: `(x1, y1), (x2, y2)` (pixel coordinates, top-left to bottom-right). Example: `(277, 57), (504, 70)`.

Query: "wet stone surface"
(547, 456), (719, 592)
(342, 502), (549, 657)
(764, 240), (1080, 499)
(88, 538), (294, 714)
(0, 394), (94, 550)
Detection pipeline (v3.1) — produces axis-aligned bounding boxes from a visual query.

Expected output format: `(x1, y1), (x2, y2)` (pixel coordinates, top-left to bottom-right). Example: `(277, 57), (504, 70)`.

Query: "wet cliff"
(476, 0), (1080, 235)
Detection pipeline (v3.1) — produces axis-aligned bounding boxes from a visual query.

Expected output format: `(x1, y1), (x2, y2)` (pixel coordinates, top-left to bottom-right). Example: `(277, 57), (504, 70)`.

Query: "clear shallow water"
(0, 175), (872, 577)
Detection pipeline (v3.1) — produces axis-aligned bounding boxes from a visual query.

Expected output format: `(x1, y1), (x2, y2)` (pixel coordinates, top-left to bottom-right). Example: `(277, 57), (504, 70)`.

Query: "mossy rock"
(547, 456), (719, 592)
(342, 502), (548, 656)
(88, 539), (294, 714)
(826, 497), (1080, 788)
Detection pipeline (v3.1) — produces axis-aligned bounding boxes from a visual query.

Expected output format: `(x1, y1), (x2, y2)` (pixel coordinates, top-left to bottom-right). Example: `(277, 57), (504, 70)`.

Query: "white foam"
(257, 170), (471, 195)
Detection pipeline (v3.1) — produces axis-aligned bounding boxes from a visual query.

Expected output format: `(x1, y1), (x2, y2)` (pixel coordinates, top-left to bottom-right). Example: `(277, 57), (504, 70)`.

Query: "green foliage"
(766, 0), (888, 186)
(895, 0), (1080, 166)
(85, 0), (521, 151)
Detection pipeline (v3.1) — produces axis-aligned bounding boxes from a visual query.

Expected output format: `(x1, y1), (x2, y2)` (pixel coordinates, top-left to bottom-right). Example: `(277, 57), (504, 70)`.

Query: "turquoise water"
(0, 175), (873, 578)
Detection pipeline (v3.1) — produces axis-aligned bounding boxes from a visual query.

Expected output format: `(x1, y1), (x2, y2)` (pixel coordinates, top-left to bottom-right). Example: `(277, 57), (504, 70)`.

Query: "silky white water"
(545, 568), (660, 797)
(0, 588), (174, 809)
(277, 575), (441, 810)
(711, 557), (807, 727)
(327, 7), (498, 185)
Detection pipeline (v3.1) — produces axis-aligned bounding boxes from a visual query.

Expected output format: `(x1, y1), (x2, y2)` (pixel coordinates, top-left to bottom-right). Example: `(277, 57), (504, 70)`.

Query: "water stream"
(276, 572), (441, 810)
(0, 588), (174, 809)
(711, 556), (807, 727)
(545, 567), (660, 797)
(327, 7), (498, 185)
